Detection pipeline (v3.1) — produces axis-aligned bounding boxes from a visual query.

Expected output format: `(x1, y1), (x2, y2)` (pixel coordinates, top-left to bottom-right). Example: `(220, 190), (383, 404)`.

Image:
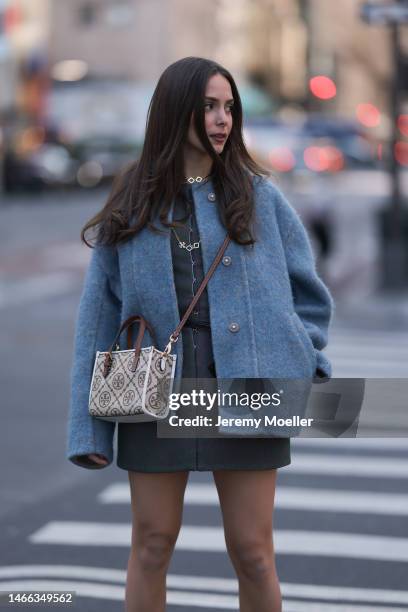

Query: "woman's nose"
(216, 110), (228, 125)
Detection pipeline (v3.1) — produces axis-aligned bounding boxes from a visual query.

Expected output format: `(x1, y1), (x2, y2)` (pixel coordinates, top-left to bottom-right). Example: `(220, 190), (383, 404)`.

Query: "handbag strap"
(103, 314), (158, 378)
(109, 314), (158, 350)
(103, 233), (231, 376)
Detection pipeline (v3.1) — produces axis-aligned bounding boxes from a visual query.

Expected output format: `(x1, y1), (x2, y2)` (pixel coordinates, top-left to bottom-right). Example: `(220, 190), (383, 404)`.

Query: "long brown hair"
(81, 56), (271, 248)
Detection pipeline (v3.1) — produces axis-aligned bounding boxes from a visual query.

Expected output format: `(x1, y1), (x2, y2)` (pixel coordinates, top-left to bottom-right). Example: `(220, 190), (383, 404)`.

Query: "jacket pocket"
(289, 312), (317, 372)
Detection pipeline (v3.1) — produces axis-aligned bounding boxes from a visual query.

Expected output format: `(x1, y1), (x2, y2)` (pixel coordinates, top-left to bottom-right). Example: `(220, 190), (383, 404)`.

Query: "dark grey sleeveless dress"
(117, 183), (291, 472)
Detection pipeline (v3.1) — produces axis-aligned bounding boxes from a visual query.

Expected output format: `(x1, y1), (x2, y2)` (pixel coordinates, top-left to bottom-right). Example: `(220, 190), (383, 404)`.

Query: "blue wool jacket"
(66, 176), (334, 468)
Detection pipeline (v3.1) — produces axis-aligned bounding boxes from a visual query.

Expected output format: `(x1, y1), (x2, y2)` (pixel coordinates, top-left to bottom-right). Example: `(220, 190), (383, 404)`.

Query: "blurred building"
(0, 0), (19, 115)
(48, 0), (219, 82)
(2, 0), (407, 128)
(216, 0), (308, 100)
(222, 0), (405, 132)
(3, 0), (50, 122)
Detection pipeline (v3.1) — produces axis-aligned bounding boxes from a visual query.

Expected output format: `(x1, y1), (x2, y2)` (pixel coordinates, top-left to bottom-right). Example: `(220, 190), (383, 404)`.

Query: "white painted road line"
(293, 438), (408, 451)
(28, 522), (408, 562)
(1, 577), (408, 611)
(275, 487), (408, 515)
(0, 580), (239, 609)
(330, 330), (408, 343)
(331, 358), (408, 371)
(286, 453), (408, 478)
(0, 580), (124, 603)
(282, 603), (407, 612)
(100, 453), (408, 486)
(99, 482), (408, 516)
(2, 566), (408, 607)
(0, 273), (78, 308)
(329, 345), (408, 357)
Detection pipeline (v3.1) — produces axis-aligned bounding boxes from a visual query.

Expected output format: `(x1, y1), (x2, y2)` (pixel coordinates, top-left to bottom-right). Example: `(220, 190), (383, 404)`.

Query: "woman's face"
(187, 73), (234, 155)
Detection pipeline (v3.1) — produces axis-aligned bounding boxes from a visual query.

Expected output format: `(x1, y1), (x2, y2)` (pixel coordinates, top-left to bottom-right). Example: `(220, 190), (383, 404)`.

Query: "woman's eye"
(204, 103), (234, 111)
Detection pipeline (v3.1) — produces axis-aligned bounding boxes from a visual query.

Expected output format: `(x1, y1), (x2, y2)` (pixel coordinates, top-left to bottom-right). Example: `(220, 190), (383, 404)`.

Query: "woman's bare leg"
(125, 470), (189, 612)
(213, 469), (282, 612)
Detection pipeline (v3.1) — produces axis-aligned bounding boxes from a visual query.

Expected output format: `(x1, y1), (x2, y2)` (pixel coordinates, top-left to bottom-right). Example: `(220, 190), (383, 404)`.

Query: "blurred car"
(301, 114), (379, 169)
(2, 125), (80, 192)
(2, 125), (140, 192)
(243, 115), (358, 269)
(243, 114), (379, 176)
(71, 135), (139, 188)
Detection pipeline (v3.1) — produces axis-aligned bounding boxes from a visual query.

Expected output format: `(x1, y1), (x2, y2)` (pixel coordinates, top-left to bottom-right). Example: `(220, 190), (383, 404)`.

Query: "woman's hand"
(86, 453), (109, 466)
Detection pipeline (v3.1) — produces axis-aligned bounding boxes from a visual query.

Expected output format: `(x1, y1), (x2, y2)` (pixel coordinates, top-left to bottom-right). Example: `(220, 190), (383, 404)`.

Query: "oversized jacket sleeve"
(275, 185), (334, 379)
(66, 245), (121, 469)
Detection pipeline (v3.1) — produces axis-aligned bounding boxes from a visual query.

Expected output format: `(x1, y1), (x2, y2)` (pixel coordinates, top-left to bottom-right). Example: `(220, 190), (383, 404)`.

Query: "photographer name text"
(168, 415), (314, 428)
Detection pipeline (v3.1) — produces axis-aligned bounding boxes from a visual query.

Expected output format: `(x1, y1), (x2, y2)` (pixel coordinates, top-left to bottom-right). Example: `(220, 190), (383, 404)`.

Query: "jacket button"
(222, 256), (232, 266)
(207, 192), (216, 202)
(228, 322), (240, 333)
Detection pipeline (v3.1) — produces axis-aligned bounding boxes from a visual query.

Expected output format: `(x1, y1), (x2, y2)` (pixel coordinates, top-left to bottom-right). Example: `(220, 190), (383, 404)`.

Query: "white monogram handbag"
(89, 315), (176, 422)
(88, 234), (231, 423)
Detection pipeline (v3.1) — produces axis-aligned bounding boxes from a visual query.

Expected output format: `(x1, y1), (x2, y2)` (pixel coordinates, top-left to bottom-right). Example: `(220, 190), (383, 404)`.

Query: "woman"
(67, 57), (333, 612)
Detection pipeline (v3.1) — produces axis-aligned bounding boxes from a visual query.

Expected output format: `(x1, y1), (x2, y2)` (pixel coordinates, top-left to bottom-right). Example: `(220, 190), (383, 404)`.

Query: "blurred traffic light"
(356, 103), (381, 127)
(309, 76), (337, 100)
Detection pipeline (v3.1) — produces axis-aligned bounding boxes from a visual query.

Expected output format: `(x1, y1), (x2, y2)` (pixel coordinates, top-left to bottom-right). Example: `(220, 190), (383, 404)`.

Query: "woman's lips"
(211, 134), (226, 143)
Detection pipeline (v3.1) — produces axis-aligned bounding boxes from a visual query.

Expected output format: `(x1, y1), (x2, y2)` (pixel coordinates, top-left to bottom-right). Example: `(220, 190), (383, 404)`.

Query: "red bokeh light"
(304, 146), (344, 172)
(323, 146), (344, 172)
(395, 141), (408, 166)
(397, 115), (408, 137)
(268, 147), (296, 172)
(304, 147), (325, 171)
(4, 4), (22, 33)
(309, 76), (337, 100)
(356, 103), (380, 128)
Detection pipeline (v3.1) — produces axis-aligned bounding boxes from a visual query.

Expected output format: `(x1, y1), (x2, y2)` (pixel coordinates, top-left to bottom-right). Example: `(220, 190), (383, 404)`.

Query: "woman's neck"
(183, 147), (213, 179)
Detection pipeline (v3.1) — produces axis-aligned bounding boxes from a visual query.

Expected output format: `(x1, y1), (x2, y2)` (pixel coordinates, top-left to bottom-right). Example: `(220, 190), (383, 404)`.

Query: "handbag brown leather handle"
(103, 315), (157, 378)
(110, 314), (158, 350)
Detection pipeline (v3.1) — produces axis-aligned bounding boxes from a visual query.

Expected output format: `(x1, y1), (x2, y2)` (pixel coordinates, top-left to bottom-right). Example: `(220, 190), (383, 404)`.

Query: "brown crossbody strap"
(162, 233), (231, 355)
(104, 233), (231, 369)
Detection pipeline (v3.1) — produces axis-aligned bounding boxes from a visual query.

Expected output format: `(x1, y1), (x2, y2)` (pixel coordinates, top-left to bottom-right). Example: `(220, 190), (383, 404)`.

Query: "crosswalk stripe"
(333, 366), (407, 376)
(329, 355), (408, 368)
(2, 567), (408, 607)
(328, 345), (408, 356)
(0, 580), (124, 603)
(293, 438), (408, 451)
(282, 603), (407, 612)
(329, 342), (408, 353)
(28, 522), (408, 562)
(0, 580), (238, 610)
(276, 487), (408, 514)
(98, 482), (408, 515)
(101, 453), (408, 482)
(330, 357), (407, 367)
(328, 345), (408, 358)
(5, 579), (405, 611)
(333, 369), (407, 377)
(0, 273), (77, 308)
(330, 330), (408, 343)
(286, 453), (408, 477)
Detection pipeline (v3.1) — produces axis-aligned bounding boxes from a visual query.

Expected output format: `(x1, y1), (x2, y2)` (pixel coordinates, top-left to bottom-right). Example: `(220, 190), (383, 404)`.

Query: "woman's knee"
(133, 527), (179, 572)
(226, 538), (275, 582)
